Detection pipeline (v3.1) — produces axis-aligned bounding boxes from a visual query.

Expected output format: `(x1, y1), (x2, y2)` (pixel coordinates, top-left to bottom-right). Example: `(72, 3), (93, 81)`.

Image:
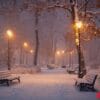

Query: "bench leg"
(79, 83), (95, 91)
(6, 80), (11, 86)
(79, 83), (86, 91)
(86, 85), (95, 91)
(75, 81), (77, 86)
(18, 77), (20, 83)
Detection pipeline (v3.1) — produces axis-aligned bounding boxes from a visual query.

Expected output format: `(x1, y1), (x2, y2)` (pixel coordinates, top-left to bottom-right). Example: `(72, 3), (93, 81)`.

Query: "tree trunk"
(70, 0), (76, 23)
(8, 38), (11, 70)
(51, 36), (57, 64)
(34, 8), (39, 66)
(70, 0), (86, 78)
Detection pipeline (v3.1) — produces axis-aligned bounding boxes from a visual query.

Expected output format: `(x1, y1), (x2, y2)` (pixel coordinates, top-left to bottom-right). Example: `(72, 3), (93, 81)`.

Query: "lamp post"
(6, 30), (14, 70)
(23, 42), (28, 65)
(30, 49), (34, 65)
(56, 51), (60, 56)
(74, 21), (84, 78)
(56, 50), (65, 65)
(61, 50), (65, 66)
(56, 50), (61, 65)
(69, 51), (73, 68)
(20, 45), (23, 65)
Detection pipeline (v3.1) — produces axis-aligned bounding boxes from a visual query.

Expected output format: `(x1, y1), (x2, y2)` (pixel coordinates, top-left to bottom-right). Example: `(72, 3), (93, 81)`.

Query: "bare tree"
(34, 7), (39, 66)
(0, 0), (99, 69)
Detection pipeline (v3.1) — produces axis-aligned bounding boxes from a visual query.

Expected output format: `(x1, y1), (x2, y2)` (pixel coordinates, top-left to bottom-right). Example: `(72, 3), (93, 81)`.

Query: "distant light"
(76, 32), (79, 37)
(30, 50), (33, 53)
(94, 31), (97, 35)
(23, 42), (28, 48)
(56, 51), (60, 55)
(75, 38), (79, 46)
(70, 51), (73, 55)
(62, 50), (65, 54)
(6, 30), (13, 38)
(75, 21), (83, 29)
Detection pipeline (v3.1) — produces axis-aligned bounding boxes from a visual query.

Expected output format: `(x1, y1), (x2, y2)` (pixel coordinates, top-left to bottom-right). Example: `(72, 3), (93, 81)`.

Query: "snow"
(0, 68), (97, 100)
(10, 66), (41, 74)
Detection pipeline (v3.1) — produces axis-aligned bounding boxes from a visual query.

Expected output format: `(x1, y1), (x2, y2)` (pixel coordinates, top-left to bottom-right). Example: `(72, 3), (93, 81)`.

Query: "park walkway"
(0, 68), (97, 100)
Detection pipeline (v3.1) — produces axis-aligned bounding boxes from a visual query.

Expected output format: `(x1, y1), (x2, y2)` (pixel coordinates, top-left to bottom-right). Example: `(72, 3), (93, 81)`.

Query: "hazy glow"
(23, 42), (28, 48)
(30, 50), (34, 53)
(70, 51), (73, 55)
(56, 50), (65, 56)
(75, 21), (83, 29)
(62, 50), (65, 54)
(76, 32), (79, 37)
(6, 30), (13, 38)
(56, 51), (60, 55)
(75, 38), (79, 46)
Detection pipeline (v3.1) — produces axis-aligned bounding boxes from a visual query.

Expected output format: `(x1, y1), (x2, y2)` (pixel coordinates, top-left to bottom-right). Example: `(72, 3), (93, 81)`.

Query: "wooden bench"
(75, 74), (98, 91)
(0, 71), (20, 86)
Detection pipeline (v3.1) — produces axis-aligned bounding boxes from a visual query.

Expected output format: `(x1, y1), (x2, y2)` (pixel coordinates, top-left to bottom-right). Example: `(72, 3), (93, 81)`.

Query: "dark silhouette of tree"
(34, 7), (39, 66)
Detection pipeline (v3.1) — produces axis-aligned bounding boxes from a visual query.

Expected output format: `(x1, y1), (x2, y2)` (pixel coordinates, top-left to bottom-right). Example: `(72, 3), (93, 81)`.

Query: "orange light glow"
(23, 42), (28, 48)
(76, 32), (79, 37)
(62, 50), (65, 54)
(75, 21), (83, 29)
(70, 51), (73, 55)
(56, 51), (60, 55)
(75, 38), (79, 46)
(30, 50), (34, 53)
(6, 30), (13, 39)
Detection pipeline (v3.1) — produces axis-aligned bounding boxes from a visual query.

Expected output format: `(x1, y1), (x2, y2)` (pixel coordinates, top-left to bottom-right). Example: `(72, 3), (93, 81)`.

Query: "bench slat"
(75, 74), (98, 91)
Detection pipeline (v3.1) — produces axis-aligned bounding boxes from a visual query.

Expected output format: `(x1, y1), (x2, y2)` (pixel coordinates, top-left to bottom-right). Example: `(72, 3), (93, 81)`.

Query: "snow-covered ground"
(0, 68), (97, 100)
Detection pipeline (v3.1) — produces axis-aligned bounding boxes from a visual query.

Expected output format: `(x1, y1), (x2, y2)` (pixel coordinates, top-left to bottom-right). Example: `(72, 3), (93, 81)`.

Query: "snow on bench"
(0, 71), (20, 86)
(75, 74), (98, 91)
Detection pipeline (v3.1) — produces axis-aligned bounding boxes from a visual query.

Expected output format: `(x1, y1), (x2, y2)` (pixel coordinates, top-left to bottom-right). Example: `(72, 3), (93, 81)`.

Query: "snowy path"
(0, 68), (97, 100)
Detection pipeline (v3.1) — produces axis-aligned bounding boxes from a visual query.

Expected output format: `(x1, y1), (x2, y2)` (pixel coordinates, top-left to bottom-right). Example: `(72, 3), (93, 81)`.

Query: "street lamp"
(56, 51), (60, 55)
(68, 51), (73, 69)
(75, 21), (83, 29)
(29, 49), (34, 65)
(56, 50), (65, 65)
(6, 29), (14, 70)
(23, 42), (29, 65)
(23, 42), (28, 48)
(61, 50), (65, 65)
(74, 21), (85, 78)
(61, 50), (65, 54)
(74, 21), (83, 41)
(6, 30), (13, 39)
(30, 49), (34, 54)
(20, 42), (28, 65)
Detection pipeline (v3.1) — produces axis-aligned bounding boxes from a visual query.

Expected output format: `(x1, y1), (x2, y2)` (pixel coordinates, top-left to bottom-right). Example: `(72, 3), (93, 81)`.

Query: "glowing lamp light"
(62, 50), (65, 54)
(75, 38), (79, 46)
(75, 21), (83, 29)
(70, 51), (73, 55)
(56, 51), (60, 55)
(76, 32), (79, 37)
(23, 42), (28, 48)
(30, 50), (33, 53)
(6, 30), (13, 39)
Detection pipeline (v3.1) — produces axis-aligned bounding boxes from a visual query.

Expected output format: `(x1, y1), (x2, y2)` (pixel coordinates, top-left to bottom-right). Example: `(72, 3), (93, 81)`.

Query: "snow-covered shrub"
(10, 66), (41, 74)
